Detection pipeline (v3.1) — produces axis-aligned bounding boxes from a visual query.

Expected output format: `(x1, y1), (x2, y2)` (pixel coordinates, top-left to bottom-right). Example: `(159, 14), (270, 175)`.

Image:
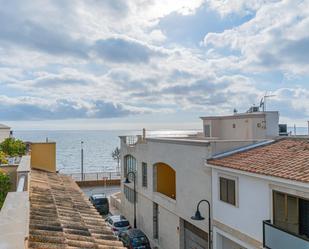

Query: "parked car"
(105, 215), (131, 235)
(89, 194), (109, 215)
(119, 229), (151, 249)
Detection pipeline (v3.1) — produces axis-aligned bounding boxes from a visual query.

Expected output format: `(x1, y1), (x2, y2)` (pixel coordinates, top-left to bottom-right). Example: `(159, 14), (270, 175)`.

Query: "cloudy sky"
(1, 0), (309, 130)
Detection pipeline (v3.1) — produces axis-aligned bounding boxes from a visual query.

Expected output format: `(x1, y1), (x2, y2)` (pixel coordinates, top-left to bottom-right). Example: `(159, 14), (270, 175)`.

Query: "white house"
(207, 137), (309, 249)
(119, 109), (280, 249)
(0, 123), (11, 142)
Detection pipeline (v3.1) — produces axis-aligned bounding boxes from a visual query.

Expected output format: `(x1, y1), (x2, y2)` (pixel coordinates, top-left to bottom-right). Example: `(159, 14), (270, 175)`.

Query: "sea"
(14, 127), (307, 174)
(14, 130), (198, 174)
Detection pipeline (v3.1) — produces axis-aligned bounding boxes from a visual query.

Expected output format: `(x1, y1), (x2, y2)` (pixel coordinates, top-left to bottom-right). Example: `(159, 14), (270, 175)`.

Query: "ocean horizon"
(14, 127), (308, 174)
(14, 129), (200, 174)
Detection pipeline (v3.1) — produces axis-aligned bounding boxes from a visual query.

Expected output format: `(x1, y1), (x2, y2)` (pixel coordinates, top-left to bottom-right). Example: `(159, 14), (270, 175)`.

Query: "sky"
(0, 0), (309, 130)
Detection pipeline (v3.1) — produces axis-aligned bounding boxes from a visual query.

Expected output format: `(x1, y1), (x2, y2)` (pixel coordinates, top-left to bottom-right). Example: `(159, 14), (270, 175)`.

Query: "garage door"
(222, 236), (246, 249)
(184, 221), (208, 249)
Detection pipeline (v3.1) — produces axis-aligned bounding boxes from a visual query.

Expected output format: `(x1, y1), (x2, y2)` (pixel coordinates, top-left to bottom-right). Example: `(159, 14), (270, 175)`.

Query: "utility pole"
(81, 141), (84, 181)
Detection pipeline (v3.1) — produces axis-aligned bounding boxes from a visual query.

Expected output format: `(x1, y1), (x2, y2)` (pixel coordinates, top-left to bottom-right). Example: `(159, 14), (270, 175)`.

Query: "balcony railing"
(263, 220), (309, 249)
(65, 171), (121, 181)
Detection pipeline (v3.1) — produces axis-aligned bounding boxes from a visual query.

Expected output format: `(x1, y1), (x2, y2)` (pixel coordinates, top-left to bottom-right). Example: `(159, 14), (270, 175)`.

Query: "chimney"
(142, 128), (146, 140)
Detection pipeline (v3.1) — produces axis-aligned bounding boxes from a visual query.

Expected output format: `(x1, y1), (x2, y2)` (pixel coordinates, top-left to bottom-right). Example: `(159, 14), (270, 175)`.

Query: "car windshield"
(131, 236), (148, 246)
(114, 220), (130, 227)
(94, 198), (108, 205)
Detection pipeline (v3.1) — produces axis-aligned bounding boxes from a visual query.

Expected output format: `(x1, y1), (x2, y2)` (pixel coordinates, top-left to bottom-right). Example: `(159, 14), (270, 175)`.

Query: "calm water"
(14, 130), (198, 174)
(14, 127), (307, 173)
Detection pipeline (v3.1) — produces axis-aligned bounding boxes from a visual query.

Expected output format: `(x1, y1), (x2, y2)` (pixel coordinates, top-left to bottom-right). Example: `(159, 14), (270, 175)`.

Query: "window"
(273, 191), (309, 238)
(142, 162), (147, 188)
(153, 203), (159, 239)
(124, 185), (137, 203)
(219, 177), (236, 205)
(124, 155), (137, 180)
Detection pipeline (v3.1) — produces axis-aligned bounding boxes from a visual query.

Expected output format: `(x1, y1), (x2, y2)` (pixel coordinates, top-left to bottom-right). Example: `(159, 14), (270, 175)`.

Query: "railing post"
(109, 172), (112, 180)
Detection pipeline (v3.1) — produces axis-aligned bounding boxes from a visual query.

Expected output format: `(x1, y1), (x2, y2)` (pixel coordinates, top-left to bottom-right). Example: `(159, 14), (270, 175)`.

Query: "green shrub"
(0, 171), (10, 209)
(0, 151), (8, 164)
(0, 138), (26, 157)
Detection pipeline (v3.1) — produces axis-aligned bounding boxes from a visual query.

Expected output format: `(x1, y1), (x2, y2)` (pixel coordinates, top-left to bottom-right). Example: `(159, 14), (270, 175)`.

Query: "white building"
(207, 137), (309, 249)
(120, 110), (280, 249)
(0, 123), (11, 142)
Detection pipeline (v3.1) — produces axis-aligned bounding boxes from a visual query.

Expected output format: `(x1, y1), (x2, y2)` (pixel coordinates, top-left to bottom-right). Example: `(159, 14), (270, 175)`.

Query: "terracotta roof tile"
(29, 169), (125, 249)
(208, 138), (309, 183)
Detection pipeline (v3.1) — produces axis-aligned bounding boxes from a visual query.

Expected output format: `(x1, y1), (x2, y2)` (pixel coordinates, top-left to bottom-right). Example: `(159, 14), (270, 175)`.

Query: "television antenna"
(260, 92), (276, 112)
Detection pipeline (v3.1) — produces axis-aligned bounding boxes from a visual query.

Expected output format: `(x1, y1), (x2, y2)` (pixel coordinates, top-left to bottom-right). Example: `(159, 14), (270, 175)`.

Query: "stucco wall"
(30, 142), (56, 172)
(212, 168), (271, 243)
(121, 140), (213, 249)
(202, 112), (279, 140)
(0, 129), (10, 143)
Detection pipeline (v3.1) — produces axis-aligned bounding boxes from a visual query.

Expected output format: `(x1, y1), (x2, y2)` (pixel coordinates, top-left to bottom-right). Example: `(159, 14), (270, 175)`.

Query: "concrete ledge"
(76, 179), (121, 187)
(0, 192), (29, 249)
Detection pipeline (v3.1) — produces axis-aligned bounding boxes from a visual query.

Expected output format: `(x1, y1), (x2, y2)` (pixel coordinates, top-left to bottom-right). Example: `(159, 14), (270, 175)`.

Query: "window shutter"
(220, 178), (227, 202)
(227, 179), (236, 205)
(287, 196), (299, 234)
(274, 192), (286, 229)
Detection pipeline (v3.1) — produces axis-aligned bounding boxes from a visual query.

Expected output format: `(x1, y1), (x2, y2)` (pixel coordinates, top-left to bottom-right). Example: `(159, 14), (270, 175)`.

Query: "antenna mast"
(260, 93), (276, 112)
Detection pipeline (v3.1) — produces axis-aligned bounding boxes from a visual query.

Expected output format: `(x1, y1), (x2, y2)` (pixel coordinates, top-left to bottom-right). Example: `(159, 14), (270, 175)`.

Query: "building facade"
(208, 138), (309, 249)
(120, 110), (280, 249)
(0, 123), (11, 142)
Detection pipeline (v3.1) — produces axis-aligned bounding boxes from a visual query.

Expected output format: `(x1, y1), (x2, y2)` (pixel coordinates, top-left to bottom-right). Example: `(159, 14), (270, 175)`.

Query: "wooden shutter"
(220, 178), (227, 202)
(227, 179), (236, 205)
(286, 195), (299, 233)
(274, 192), (286, 229)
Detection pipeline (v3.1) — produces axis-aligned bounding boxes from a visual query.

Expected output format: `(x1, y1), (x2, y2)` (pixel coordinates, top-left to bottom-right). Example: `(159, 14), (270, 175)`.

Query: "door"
(221, 236), (246, 249)
(184, 221), (208, 249)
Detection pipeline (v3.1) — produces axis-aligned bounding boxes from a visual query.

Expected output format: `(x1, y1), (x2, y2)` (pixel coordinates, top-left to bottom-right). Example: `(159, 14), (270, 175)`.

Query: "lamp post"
(81, 141), (84, 181)
(124, 171), (137, 228)
(191, 199), (211, 249)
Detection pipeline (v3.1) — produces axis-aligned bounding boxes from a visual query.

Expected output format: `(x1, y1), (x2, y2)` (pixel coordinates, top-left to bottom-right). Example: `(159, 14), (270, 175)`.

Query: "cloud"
(1, 0), (309, 127)
(0, 97), (135, 120)
(93, 38), (164, 63)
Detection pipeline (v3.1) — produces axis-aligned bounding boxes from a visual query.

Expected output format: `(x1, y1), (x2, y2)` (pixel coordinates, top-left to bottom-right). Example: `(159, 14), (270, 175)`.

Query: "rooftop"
(0, 123), (10, 129)
(208, 137), (309, 183)
(28, 169), (125, 249)
(200, 111), (278, 120)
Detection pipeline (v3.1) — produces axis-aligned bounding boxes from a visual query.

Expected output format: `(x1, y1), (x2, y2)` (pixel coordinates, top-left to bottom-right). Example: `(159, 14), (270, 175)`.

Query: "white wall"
(202, 112), (279, 140)
(120, 138), (263, 249)
(121, 140), (212, 249)
(212, 168), (271, 242)
(0, 129), (10, 142)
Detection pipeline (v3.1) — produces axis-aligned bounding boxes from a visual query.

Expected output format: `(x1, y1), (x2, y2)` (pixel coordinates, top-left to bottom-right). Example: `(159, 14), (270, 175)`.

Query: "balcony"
(263, 220), (309, 249)
(119, 135), (144, 147)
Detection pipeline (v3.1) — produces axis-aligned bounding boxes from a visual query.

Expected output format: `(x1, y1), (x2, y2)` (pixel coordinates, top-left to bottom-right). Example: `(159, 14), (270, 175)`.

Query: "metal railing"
(263, 220), (309, 249)
(65, 171), (121, 181)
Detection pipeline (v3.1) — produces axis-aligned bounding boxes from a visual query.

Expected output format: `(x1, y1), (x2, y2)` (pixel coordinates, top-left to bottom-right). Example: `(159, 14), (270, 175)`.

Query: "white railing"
(65, 171), (121, 181)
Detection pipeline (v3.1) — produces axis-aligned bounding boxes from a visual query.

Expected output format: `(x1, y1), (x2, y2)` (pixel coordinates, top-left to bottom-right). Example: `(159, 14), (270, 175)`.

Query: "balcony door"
(273, 191), (309, 238)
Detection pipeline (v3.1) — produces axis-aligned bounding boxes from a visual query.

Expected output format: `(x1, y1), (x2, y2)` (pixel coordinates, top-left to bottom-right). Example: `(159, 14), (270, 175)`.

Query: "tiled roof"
(29, 169), (125, 249)
(208, 137), (309, 183)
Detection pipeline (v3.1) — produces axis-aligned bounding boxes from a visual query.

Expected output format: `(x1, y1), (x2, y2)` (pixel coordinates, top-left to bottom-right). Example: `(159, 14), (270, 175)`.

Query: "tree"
(0, 171), (10, 209)
(0, 138), (26, 157)
(111, 147), (121, 173)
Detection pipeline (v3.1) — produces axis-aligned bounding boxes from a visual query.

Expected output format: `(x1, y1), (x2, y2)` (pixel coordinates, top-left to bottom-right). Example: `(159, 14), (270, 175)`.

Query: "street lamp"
(81, 141), (84, 181)
(191, 199), (211, 249)
(124, 171), (137, 228)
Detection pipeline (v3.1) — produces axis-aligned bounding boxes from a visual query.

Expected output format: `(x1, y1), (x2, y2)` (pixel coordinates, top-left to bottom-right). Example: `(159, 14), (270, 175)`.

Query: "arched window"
(154, 162), (176, 200)
(124, 155), (137, 180)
